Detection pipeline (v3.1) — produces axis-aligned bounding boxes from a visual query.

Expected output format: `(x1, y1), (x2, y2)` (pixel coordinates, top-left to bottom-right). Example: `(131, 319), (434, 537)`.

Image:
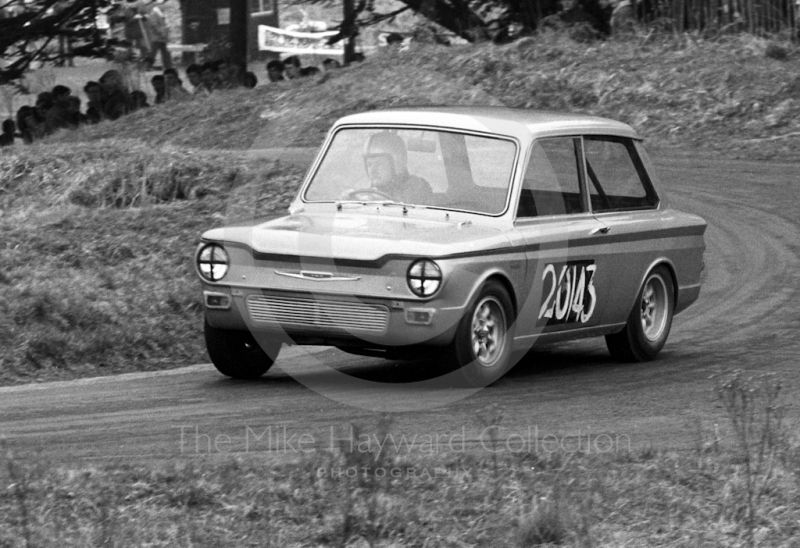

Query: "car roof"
(334, 106), (641, 140)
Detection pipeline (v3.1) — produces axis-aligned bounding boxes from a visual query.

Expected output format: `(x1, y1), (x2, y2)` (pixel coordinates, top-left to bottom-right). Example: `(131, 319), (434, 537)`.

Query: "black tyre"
(606, 265), (674, 362)
(204, 320), (281, 379)
(450, 280), (515, 387)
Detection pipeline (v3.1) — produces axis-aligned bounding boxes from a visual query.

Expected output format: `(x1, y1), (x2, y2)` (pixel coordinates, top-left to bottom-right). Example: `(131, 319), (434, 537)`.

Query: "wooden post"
(229, 0), (248, 77)
(343, 0), (355, 65)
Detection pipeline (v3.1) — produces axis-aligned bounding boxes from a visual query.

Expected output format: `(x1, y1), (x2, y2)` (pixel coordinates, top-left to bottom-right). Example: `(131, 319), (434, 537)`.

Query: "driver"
(361, 132), (433, 204)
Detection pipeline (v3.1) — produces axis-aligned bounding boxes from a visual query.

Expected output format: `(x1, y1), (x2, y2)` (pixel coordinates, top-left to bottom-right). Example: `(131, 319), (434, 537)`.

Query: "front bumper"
(203, 285), (465, 348)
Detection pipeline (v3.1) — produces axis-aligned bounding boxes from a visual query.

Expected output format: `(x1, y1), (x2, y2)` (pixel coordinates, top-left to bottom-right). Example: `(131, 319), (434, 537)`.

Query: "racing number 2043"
(538, 261), (597, 326)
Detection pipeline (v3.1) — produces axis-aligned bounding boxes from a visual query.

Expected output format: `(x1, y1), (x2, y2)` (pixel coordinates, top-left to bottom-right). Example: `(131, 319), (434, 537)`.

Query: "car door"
(513, 136), (609, 343)
(581, 135), (662, 325)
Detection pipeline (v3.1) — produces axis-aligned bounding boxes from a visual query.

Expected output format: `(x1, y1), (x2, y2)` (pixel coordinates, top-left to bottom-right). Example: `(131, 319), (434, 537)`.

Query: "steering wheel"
(341, 188), (396, 202)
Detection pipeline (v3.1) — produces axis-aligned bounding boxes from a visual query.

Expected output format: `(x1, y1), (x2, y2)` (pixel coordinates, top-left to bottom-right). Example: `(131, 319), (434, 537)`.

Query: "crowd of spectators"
(0, 54), (342, 148)
(265, 56), (344, 82)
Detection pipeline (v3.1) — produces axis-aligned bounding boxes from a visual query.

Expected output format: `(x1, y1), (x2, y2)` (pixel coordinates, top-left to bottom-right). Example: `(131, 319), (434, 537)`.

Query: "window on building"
(250, 0), (275, 15)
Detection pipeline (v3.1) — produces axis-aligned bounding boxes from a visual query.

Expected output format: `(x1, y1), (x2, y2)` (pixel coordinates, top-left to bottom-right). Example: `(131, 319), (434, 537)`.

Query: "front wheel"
(204, 320), (281, 379)
(449, 280), (515, 387)
(606, 266), (674, 362)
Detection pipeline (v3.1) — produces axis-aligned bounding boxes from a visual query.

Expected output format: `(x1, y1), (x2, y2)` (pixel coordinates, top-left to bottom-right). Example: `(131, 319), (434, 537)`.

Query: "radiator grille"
(246, 295), (389, 334)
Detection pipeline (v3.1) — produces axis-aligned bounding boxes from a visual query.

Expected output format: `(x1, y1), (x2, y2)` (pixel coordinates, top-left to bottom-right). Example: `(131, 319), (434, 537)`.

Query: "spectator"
(188, 64), (212, 95)
(299, 66), (320, 77)
(0, 119), (15, 147)
(163, 68), (190, 101)
(122, 0), (152, 66)
(185, 63), (206, 94)
(16, 106), (45, 144)
(130, 90), (150, 110)
(51, 84), (72, 101)
(65, 96), (85, 127)
(266, 59), (285, 82)
(151, 74), (167, 104)
(35, 91), (55, 121)
(146, 0), (172, 69)
(282, 55), (302, 79)
(322, 58), (341, 71)
(243, 71), (258, 89)
(214, 59), (239, 88)
(199, 62), (218, 93)
(84, 81), (105, 124)
(45, 94), (74, 133)
(384, 32), (404, 46)
(99, 69), (131, 120)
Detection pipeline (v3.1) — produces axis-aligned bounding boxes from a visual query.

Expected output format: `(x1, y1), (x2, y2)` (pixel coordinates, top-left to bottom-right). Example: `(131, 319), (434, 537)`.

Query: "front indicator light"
(197, 243), (229, 282)
(405, 308), (434, 325)
(407, 259), (442, 298)
(204, 291), (231, 309)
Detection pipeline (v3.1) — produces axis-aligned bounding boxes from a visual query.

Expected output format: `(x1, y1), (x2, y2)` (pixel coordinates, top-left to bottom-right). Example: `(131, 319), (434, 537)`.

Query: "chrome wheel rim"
(471, 296), (507, 368)
(640, 273), (669, 342)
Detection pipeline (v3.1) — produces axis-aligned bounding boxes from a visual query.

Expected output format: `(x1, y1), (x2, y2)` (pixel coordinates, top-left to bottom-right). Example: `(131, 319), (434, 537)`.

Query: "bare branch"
(356, 6), (411, 28)
(1, 0), (113, 84)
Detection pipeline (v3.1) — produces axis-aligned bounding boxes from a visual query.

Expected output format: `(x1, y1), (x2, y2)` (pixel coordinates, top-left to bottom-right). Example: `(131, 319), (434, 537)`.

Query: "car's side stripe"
(208, 224), (705, 268)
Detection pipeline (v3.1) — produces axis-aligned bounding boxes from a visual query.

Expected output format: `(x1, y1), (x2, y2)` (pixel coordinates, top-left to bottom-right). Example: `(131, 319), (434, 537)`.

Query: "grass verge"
(2, 373), (799, 547)
(0, 144), (304, 385)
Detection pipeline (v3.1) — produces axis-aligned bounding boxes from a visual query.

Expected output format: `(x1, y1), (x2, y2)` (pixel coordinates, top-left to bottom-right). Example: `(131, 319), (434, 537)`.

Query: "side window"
(583, 137), (658, 212)
(517, 137), (586, 218)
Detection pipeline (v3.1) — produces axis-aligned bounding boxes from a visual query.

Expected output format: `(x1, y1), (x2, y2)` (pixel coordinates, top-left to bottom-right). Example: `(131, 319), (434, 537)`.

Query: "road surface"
(1, 151), (798, 466)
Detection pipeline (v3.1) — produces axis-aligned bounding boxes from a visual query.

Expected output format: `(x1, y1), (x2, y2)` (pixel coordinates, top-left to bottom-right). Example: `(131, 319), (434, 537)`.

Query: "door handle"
(591, 226), (611, 235)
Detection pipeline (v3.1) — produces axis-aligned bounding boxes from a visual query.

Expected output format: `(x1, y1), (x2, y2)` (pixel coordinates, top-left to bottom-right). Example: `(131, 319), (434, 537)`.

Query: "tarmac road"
(1, 151), (799, 465)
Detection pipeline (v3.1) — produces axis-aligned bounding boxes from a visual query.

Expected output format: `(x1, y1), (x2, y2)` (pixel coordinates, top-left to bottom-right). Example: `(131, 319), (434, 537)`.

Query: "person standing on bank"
(122, 0), (152, 66)
(146, 0), (172, 69)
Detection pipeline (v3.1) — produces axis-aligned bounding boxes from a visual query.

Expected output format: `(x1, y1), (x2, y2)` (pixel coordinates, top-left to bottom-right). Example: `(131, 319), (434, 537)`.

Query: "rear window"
(583, 137), (658, 212)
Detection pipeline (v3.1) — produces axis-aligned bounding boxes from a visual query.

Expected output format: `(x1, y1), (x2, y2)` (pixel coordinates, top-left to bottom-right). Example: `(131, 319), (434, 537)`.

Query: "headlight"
(407, 259), (442, 298)
(196, 243), (229, 282)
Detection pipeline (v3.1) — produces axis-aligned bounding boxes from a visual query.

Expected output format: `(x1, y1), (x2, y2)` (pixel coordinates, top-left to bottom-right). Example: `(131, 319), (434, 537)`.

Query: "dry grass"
(3, 400), (800, 547)
(430, 32), (800, 160)
(0, 145), (303, 385)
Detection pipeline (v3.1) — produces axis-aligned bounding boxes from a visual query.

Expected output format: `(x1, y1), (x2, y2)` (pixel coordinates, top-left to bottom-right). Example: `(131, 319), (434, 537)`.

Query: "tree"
(318, 0), (493, 44)
(314, 0), (609, 45)
(0, 0), (114, 85)
(393, 0), (491, 41)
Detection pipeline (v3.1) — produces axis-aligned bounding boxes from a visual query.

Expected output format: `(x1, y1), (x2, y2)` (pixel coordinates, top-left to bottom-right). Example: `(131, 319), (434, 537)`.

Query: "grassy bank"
(0, 143), (303, 385)
(47, 33), (800, 159)
(1, 32), (800, 385)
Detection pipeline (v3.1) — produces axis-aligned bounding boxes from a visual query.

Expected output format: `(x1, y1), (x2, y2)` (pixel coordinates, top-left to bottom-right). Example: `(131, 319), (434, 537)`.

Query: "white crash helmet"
(362, 131), (408, 176)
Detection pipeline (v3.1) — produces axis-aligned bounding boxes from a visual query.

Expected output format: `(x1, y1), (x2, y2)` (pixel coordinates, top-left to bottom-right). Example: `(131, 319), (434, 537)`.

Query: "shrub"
(0, 142), (249, 210)
(765, 43), (789, 61)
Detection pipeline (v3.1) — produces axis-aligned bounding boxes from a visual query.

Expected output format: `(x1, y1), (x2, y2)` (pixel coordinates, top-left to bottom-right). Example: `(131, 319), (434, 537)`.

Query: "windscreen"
(303, 127), (517, 215)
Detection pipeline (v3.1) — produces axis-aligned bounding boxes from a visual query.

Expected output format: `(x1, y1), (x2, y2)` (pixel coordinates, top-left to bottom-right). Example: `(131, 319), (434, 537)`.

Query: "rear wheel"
(606, 266), (674, 362)
(450, 280), (515, 387)
(204, 320), (281, 379)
